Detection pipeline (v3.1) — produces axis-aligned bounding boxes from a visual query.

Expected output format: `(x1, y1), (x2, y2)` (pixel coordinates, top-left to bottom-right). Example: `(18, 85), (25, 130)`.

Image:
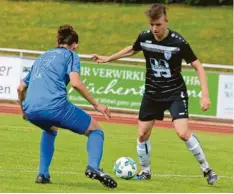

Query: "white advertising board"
(22, 58), (34, 79)
(0, 55), (233, 120)
(217, 74), (233, 119)
(0, 57), (22, 100)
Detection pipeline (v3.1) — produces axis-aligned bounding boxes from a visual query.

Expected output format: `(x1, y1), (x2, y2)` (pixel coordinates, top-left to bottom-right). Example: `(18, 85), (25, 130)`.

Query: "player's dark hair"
(145, 3), (167, 20)
(57, 24), (79, 45)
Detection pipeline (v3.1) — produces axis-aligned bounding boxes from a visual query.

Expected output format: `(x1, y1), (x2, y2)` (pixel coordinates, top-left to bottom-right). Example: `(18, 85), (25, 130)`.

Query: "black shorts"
(138, 95), (189, 121)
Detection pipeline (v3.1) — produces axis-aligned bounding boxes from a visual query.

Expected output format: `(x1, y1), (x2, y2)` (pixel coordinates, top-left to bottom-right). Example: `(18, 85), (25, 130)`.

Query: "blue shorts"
(25, 102), (91, 134)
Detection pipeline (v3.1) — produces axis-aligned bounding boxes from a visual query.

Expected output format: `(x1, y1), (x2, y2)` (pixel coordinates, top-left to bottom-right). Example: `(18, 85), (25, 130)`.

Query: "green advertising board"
(67, 62), (219, 116)
(182, 71), (218, 116)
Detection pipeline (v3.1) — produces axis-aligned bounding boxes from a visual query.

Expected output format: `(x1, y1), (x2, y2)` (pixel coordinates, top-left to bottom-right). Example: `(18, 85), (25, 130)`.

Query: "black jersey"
(132, 29), (197, 101)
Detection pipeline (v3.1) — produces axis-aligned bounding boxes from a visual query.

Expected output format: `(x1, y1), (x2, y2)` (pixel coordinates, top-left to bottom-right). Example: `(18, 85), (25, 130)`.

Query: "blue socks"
(38, 130), (57, 178)
(87, 130), (104, 169)
(38, 129), (103, 176)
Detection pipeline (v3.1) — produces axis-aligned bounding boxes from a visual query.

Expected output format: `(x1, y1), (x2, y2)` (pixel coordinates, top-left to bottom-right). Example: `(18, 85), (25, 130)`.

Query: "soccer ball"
(113, 157), (137, 180)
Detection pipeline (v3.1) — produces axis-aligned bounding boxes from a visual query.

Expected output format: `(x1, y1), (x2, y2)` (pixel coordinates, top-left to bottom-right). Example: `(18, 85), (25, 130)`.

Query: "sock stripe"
(192, 134), (200, 143)
(145, 143), (148, 154)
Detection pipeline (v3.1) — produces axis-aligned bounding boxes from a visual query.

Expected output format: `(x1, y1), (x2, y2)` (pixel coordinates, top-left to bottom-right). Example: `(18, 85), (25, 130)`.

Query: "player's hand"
(22, 113), (27, 120)
(94, 104), (111, 119)
(91, 54), (110, 63)
(18, 102), (27, 120)
(200, 96), (210, 111)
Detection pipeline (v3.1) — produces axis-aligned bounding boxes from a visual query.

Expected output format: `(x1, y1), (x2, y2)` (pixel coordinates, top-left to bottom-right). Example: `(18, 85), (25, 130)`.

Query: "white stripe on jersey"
(146, 77), (165, 82)
(159, 84), (177, 88)
(174, 67), (181, 71)
(146, 76), (180, 83)
(165, 77), (180, 82)
(147, 90), (156, 93)
(146, 82), (176, 89)
(140, 42), (180, 53)
(161, 83), (184, 93)
(145, 84), (157, 88)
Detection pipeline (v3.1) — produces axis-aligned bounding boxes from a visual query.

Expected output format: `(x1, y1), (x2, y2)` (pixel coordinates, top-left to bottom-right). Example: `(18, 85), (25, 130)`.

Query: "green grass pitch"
(0, 114), (232, 192)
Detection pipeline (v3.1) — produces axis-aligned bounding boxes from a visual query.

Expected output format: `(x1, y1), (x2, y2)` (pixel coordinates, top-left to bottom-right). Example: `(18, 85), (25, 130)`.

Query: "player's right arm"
(69, 72), (111, 119)
(92, 46), (138, 63)
(68, 52), (111, 119)
(92, 32), (143, 63)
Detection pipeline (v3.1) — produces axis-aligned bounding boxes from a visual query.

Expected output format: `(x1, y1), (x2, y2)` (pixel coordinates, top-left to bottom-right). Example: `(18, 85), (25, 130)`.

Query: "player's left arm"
(191, 59), (211, 111)
(17, 81), (27, 104)
(17, 68), (32, 119)
(181, 41), (210, 111)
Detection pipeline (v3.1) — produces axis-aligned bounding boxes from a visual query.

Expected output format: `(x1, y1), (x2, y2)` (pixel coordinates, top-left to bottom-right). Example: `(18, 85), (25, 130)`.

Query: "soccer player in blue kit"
(17, 24), (117, 189)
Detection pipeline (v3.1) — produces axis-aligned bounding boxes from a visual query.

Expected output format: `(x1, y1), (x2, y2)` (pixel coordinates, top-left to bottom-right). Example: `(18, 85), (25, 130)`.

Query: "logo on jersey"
(150, 58), (172, 78)
(164, 51), (172, 60)
(145, 40), (152, 43)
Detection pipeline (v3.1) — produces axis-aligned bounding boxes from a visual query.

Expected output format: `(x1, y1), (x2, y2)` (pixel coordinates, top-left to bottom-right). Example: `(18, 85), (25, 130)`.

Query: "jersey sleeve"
(181, 42), (197, 64)
(66, 51), (81, 75)
(132, 33), (142, 51)
(23, 66), (33, 86)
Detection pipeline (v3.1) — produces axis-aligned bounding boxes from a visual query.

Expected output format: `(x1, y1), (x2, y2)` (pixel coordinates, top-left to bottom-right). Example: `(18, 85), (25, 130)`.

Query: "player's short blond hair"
(145, 3), (167, 20)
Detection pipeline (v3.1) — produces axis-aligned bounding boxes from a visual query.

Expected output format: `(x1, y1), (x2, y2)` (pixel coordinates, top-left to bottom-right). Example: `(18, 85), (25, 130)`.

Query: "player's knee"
(138, 131), (150, 142)
(177, 131), (190, 141)
(88, 118), (101, 130)
(43, 129), (57, 136)
(89, 129), (104, 139)
(50, 126), (58, 131)
(85, 118), (102, 135)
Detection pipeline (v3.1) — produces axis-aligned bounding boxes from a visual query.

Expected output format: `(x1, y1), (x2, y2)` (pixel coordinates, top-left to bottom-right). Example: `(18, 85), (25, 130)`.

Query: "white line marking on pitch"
(0, 169), (232, 179)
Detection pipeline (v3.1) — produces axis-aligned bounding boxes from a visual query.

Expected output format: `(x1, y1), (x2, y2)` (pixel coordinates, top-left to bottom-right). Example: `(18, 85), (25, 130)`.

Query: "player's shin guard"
(39, 130), (57, 178)
(137, 139), (151, 173)
(185, 134), (209, 171)
(87, 130), (104, 169)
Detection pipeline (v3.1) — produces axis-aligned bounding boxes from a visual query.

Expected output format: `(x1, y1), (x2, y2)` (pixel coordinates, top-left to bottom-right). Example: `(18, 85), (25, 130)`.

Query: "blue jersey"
(23, 47), (80, 113)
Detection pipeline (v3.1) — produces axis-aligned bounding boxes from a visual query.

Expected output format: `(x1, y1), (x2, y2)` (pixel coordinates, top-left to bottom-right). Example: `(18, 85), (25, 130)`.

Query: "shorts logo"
(181, 91), (185, 98)
(164, 51), (172, 60)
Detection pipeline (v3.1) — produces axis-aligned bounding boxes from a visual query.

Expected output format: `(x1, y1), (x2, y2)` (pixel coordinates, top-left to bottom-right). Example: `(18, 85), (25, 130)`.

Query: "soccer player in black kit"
(92, 3), (218, 185)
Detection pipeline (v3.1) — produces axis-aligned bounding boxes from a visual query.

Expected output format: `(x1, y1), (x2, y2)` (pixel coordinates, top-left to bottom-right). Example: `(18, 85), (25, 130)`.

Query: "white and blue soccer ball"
(113, 157), (137, 180)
